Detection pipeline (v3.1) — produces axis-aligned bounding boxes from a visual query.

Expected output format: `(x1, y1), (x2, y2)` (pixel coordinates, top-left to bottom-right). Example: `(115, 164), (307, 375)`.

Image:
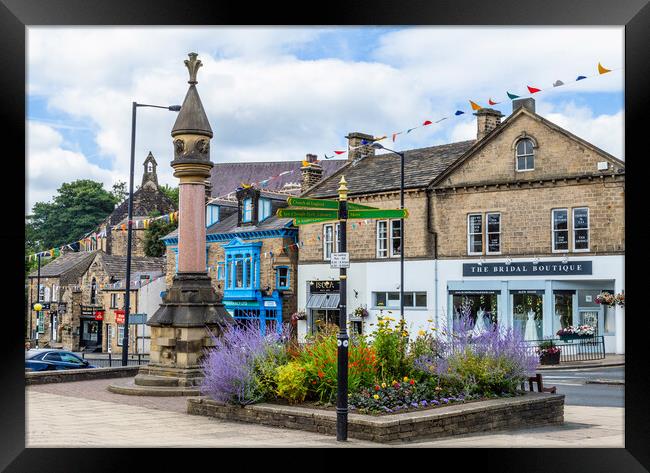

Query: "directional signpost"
(277, 177), (408, 442)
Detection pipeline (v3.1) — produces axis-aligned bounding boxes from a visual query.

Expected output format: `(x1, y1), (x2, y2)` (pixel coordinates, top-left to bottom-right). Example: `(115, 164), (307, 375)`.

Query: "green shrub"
(370, 313), (410, 383)
(276, 361), (308, 404)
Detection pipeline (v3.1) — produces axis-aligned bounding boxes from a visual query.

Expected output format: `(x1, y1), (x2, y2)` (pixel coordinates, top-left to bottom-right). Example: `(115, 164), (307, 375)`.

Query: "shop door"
(512, 292), (544, 341)
(80, 319), (102, 350)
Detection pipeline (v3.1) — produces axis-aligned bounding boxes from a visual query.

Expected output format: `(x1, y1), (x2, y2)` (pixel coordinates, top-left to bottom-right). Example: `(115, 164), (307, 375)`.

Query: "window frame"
(372, 291), (428, 310)
(258, 198), (272, 222)
(467, 213), (483, 256)
(485, 212), (502, 255)
(242, 198), (253, 223)
(323, 223), (340, 261)
(276, 266), (290, 290)
(376, 220), (388, 258)
(515, 138), (535, 172)
(110, 293), (119, 309)
(552, 208), (570, 253)
(572, 207), (590, 253)
(206, 204), (220, 227)
(389, 219), (402, 258)
(117, 325), (125, 346)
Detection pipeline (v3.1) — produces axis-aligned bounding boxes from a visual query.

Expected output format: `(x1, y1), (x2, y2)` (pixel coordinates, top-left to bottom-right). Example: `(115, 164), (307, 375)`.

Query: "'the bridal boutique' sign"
(463, 261), (592, 277)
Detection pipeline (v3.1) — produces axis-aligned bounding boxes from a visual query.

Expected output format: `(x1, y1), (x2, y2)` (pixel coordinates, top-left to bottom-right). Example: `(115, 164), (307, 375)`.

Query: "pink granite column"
(178, 183), (206, 273)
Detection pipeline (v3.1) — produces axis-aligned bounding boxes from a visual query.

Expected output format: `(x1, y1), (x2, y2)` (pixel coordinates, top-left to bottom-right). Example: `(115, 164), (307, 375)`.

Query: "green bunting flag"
(507, 92), (520, 100)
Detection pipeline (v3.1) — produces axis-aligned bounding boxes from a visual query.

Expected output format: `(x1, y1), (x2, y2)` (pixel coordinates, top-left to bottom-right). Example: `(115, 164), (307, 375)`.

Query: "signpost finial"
(338, 176), (348, 201)
(184, 52), (202, 85)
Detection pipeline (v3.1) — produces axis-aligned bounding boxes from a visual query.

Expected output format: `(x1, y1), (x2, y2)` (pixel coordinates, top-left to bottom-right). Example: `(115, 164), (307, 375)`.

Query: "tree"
(27, 179), (118, 249)
(159, 184), (179, 207)
(111, 181), (128, 205)
(143, 211), (178, 257)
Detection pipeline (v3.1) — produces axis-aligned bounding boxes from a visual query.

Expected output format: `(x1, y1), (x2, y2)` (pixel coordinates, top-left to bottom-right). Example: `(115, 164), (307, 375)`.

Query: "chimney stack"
(301, 154), (323, 193)
(512, 97), (535, 114)
(345, 132), (375, 161)
(474, 108), (504, 140)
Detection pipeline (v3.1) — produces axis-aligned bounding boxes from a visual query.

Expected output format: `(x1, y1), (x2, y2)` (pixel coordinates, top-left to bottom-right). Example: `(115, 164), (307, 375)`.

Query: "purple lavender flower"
(432, 400), (440, 405)
(421, 400), (428, 406)
(411, 402), (419, 408)
(442, 398), (449, 403)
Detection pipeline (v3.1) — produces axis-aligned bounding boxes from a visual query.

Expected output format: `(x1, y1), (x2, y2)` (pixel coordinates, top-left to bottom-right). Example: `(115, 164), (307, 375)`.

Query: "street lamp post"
(370, 143), (405, 324)
(122, 102), (181, 367)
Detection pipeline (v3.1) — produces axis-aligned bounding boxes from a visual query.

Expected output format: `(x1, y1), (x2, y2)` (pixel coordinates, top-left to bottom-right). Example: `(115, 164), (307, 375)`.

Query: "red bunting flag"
(527, 86), (541, 94)
(334, 151), (346, 155)
(488, 98), (499, 105)
(423, 120), (432, 126)
(392, 133), (398, 142)
(469, 100), (482, 111)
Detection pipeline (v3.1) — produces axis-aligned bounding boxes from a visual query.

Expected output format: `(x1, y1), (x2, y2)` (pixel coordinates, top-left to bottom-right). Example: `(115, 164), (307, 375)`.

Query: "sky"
(26, 26), (624, 214)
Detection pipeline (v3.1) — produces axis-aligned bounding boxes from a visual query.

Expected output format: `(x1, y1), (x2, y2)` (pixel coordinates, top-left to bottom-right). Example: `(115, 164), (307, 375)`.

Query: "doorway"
(80, 318), (102, 351)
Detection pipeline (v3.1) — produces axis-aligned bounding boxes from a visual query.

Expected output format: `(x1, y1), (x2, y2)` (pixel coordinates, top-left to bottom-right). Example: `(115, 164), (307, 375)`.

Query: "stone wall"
(431, 178), (625, 258)
(110, 228), (148, 258)
(187, 392), (564, 443)
(25, 366), (139, 385)
(298, 190), (432, 263)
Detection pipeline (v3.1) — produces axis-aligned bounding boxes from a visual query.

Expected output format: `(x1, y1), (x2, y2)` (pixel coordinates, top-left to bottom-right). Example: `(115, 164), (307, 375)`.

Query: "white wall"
(136, 276), (166, 354)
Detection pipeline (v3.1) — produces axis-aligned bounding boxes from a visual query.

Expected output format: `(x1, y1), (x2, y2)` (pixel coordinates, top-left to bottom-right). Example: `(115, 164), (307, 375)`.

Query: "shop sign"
(309, 280), (340, 293)
(226, 300), (257, 306)
(263, 300), (277, 307)
(128, 313), (147, 324)
(463, 261), (592, 277)
(33, 303), (50, 310)
(81, 305), (102, 316)
(509, 290), (545, 295)
(94, 310), (105, 321)
(115, 313), (125, 324)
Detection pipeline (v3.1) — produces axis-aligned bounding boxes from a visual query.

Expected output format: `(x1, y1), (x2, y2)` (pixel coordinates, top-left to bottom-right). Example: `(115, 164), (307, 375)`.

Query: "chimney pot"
(301, 156), (323, 193)
(512, 97), (535, 114)
(345, 132), (375, 161)
(474, 108), (504, 141)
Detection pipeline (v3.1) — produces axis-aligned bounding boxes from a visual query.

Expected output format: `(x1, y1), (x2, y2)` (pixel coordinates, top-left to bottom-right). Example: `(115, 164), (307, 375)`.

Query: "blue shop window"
(258, 198), (271, 222)
(206, 204), (220, 227)
(276, 266), (290, 290)
(242, 198), (252, 222)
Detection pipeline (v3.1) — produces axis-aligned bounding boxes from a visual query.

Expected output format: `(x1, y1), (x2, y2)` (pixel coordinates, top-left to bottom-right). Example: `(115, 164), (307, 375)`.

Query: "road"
(538, 366), (624, 407)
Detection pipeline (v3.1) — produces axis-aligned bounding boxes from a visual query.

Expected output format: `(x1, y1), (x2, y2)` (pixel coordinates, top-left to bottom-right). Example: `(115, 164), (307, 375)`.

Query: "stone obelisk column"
(126, 53), (232, 392)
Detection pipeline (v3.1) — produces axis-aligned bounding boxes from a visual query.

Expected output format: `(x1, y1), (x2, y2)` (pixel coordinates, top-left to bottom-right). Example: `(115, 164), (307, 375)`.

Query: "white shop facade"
(436, 254), (624, 354)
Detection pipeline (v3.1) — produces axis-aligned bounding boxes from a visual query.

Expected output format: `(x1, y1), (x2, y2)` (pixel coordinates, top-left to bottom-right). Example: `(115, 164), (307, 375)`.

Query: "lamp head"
(168, 105), (182, 112)
(370, 142), (385, 150)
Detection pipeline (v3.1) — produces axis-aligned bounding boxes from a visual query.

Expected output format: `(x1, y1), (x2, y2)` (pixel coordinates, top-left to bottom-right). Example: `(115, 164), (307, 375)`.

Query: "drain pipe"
(426, 190), (438, 327)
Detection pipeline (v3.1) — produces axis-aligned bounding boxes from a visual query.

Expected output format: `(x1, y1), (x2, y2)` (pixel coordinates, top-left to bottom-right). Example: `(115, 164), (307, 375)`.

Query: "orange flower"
(318, 371), (325, 379)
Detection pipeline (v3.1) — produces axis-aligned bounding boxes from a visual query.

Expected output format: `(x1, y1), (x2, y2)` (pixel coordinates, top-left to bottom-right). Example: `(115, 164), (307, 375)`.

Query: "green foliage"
(275, 361), (308, 404)
(252, 342), (289, 400)
(159, 184), (179, 207)
(442, 348), (522, 396)
(27, 179), (117, 249)
(111, 181), (128, 205)
(369, 313), (410, 383)
(142, 211), (177, 257)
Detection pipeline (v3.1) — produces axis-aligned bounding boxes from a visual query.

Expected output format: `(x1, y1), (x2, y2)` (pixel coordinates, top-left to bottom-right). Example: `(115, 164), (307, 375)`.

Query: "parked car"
(25, 349), (96, 371)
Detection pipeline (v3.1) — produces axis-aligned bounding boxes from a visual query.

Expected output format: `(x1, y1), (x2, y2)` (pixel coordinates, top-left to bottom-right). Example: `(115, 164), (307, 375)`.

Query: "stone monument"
(109, 53), (232, 396)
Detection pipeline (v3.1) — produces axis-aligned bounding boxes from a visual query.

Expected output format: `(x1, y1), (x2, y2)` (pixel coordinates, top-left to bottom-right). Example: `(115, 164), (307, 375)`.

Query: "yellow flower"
(381, 382), (386, 388)
(392, 380), (397, 385)
(418, 330), (426, 336)
(373, 394), (379, 400)
(403, 376), (409, 382)
(426, 319), (433, 323)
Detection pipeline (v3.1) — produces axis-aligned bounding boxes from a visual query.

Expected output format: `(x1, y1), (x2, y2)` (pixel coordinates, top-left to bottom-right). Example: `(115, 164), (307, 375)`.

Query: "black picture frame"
(3, 0), (648, 470)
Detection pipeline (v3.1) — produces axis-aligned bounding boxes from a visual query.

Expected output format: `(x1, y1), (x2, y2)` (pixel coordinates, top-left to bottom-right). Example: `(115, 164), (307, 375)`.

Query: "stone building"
(296, 98), (625, 354)
(162, 187), (298, 333)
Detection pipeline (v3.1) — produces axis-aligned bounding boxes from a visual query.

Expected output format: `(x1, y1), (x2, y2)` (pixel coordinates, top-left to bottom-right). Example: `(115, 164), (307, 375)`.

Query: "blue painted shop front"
(222, 238), (282, 334)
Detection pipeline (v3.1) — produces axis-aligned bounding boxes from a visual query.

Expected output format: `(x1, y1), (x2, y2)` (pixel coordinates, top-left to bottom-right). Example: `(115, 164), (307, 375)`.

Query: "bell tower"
(141, 151), (159, 189)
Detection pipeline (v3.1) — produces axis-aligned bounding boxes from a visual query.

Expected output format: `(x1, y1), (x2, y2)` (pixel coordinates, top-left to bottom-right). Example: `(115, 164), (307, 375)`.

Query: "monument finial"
(184, 52), (202, 85)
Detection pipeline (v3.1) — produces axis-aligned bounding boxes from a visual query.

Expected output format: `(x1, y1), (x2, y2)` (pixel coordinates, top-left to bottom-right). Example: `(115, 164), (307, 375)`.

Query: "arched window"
(90, 277), (97, 305)
(515, 138), (535, 171)
(147, 162), (153, 173)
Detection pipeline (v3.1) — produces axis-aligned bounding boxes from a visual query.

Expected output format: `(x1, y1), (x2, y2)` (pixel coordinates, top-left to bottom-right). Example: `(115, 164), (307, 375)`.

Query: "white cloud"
(26, 26), (624, 212)
(26, 121), (116, 213)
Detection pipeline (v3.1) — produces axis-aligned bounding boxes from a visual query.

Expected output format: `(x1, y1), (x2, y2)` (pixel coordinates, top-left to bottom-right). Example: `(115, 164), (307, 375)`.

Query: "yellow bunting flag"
(301, 160), (310, 167)
(469, 100), (482, 111)
(598, 62), (611, 74)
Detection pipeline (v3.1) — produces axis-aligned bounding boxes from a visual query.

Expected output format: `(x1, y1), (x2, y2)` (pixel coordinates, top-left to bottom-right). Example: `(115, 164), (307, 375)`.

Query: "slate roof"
(28, 251), (97, 285)
(209, 160), (347, 198)
(305, 140), (476, 198)
(97, 253), (166, 282)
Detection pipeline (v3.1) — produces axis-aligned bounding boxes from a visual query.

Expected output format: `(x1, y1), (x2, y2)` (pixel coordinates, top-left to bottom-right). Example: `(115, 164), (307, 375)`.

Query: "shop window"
(206, 204), (220, 227)
(258, 198), (272, 222)
(323, 223), (340, 260)
(573, 207), (590, 252)
(451, 293), (498, 330)
(117, 325), (125, 346)
(242, 198), (253, 223)
(512, 292), (543, 341)
(515, 138), (535, 171)
(553, 291), (574, 335)
(552, 209), (569, 252)
(486, 213), (501, 254)
(467, 214), (483, 255)
(276, 266), (290, 290)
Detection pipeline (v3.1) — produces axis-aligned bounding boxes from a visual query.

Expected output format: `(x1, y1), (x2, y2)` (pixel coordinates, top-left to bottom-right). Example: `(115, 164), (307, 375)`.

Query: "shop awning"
(306, 293), (340, 310)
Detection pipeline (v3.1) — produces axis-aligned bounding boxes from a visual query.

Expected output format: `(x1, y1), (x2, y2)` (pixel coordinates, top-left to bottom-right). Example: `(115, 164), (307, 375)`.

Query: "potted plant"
(352, 305), (369, 319)
(595, 292), (616, 307)
(556, 324), (595, 340)
(537, 340), (561, 365)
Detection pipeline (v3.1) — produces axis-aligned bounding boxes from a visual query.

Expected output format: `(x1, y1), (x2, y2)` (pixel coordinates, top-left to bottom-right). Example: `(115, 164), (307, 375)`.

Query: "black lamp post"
(371, 142), (405, 324)
(121, 102), (181, 367)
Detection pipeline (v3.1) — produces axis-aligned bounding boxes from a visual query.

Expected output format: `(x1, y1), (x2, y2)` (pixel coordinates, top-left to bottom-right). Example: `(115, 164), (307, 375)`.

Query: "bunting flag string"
(318, 62), (619, 160)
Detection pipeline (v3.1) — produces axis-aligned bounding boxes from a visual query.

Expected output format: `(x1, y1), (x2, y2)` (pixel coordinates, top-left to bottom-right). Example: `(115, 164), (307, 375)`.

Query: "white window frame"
(117, 325), (125, 346)
(323, 223), (340, 261)
(515, 138), (535, 172)
(572, 207), (590, 253)
(258, 198), (272, 222)
(376, 220), (388, 258)
(372, 291), (427, 310)
(242, 198), (252, 223)
(552, 208), (570, 253)
(147, 162), (153, 173)
(206, 204), (220, 227)
(44, 286), (51, 302)
(51, 285), (58, 302)
(38, 284), (45, 302)
(389, 220), (402, 258)
(485, 212), (501, 255)
(467, 213), (483, 256)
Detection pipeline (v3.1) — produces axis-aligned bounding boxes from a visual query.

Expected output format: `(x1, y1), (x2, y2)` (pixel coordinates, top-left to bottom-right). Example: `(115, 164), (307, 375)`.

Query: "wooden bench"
(522, 373), (557, 394)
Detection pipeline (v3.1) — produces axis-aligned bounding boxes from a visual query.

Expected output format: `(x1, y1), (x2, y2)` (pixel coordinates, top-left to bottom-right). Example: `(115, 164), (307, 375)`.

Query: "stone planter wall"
(25, 366), (139, 385)
(187, 392), (564, 443)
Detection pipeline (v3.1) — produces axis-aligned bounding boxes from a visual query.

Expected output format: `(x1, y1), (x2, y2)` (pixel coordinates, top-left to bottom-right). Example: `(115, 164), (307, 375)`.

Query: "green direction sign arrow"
(276, 208), (339, 219)
(292, 217), (336, 225)
(287, 197), (338, 209)
(348, 208), (409, 219)
(348, 202), (376, 210)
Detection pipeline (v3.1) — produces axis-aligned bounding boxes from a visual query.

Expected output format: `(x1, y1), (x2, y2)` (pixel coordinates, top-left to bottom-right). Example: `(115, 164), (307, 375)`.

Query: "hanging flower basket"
(557, 325), (595, 340)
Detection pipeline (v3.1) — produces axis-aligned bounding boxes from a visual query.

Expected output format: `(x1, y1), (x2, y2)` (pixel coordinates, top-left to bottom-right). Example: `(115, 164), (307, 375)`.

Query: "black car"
(25, 349), (96, 371)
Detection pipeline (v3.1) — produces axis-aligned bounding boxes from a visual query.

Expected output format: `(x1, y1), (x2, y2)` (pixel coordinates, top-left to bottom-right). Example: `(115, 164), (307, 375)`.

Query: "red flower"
(318, 371), (325, 379)
(374, 385), (380, 391)
(409, 379), (415, 385)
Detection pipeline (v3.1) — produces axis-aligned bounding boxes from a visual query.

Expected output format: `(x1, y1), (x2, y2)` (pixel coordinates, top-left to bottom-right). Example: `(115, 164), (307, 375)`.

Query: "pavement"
(25, 378), (624, 448)
(537, 354), (624, 370)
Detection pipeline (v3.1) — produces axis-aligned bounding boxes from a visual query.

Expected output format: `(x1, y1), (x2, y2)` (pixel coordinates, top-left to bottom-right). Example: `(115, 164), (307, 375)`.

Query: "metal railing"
(524, 335), (606, 362)
(79, 352), (149, 367)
